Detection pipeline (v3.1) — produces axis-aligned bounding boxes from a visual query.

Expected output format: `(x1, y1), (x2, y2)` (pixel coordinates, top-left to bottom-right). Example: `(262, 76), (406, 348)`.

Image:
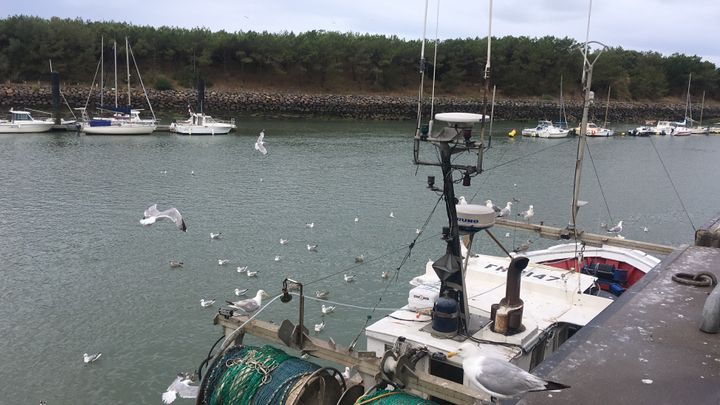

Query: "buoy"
(508, 128), (517, 138)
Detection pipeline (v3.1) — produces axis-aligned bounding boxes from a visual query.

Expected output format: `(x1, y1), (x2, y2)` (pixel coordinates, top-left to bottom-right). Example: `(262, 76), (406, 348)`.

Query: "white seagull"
(315, 290), (329, 299)
(355, 254), (364, 263)
(162, 373), (199, 404)
(458, 196), (468, 205)
(344, 274), (356, 283)
(246, 270), (258, 277)
(140, 204), (187, 232)
(607, 220), (623, 233)
(280, 238), (289, 245)
(234, 288), (249, 296)
(169, 260), (183, 268)
(448, 342), (569, 399)
(485, 200), (501, 214)
(200, 299), (215, 308)
(354, 217), (359, 223)
(254, 130), (267, 155)
(643, 226), (649, 232)
(83, 352), (102, 364)
(306, 222), (315, 228)
(307, 244), (318, 252)
(415, 228), (423, 234)
(381, 271), (390, 279)
(210, 232), (221, 239)
(218, 259), (230, 266)
(236, 266), (248, 273)
(498, 201), (513, 217)
(518, 205), (534, 222)
(389, 212), (395, 218)
(513, 240), (533, 253)
(321, 304), (335, 314)
(226, 290), (269, 313)
(314, 320), (326, 333)
(274, 255), (281, 262)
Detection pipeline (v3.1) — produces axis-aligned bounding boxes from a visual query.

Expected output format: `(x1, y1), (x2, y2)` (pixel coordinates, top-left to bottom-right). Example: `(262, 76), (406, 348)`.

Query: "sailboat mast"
(603, 84), (611, 128)
(114, 41), (118, 108)
(126, 37), (131, 107)
(685, 73), (692, 122)
(699, 90), (705, 126)
(100, 36), (104, 107)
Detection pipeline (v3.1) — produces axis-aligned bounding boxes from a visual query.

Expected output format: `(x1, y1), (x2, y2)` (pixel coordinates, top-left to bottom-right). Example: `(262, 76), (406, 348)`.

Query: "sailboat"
(80, 37), (157, 135)
(523, 77), (570, 138)
(671, 73), (693, 136)
(690, 90), (709, 134)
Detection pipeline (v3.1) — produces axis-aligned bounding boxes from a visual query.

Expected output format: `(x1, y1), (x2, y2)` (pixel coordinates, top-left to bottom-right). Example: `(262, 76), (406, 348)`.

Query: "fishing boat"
(80, 37), (157, 135)
(0, 109), (54, 133)
(572, 122), (614, 137)
(521, 119), (570, 138)
(170, 111), (236, 135)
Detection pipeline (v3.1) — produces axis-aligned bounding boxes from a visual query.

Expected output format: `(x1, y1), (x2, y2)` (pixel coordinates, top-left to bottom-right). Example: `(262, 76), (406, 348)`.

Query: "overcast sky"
(6, 0), (720, 66)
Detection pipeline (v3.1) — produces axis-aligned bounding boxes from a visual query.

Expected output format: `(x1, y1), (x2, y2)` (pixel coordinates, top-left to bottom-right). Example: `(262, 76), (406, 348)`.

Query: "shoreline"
(2, 84), (718, 122)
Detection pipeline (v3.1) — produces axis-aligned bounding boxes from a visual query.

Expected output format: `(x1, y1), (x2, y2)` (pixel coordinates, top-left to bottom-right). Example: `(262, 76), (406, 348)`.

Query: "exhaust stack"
(490, 256), (529, 335)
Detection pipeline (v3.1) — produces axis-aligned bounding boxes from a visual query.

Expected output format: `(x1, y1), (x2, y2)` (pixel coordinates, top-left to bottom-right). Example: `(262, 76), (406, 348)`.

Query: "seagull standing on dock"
(83, 352), (102, 364)
(226, 290), (269, 313)
(140, 204), (187, 232)
(254, 130), (267, 155)
(448, 342), (569, 400)
(498, 202), (513, 218)
(607, 220), (623, 233)
(518, 205), (534, 222)
(162, 373), (199, 404)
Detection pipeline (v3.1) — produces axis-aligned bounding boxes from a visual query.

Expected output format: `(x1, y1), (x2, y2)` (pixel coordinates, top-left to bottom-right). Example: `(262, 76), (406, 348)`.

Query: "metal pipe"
(700, 285), (720, 333)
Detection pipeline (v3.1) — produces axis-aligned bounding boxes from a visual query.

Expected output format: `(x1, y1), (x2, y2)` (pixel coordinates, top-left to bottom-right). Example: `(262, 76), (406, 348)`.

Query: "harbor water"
(1, 118), (719, 404)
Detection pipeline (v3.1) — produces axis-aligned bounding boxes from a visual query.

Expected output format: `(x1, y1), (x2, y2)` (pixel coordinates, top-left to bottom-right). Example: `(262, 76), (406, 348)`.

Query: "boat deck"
(517, 245), (720, 405)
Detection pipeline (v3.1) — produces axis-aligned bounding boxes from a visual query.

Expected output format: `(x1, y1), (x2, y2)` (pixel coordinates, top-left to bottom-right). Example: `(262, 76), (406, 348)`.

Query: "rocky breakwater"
(1, 84), (718, 122)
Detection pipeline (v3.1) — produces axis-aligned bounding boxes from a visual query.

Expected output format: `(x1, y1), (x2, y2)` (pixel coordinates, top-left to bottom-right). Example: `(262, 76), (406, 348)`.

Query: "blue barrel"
(432, 294), (459, 333)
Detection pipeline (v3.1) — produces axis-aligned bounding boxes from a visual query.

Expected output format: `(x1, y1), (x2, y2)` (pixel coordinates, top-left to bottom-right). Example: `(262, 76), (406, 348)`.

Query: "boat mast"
(699, 90), (705, 126)
(603, 84), (611, 128)
(126, 37), (131, 107)
(685, 73), (692, 123)
(114, 40), (118, 108)
(100, 36), (104, 108)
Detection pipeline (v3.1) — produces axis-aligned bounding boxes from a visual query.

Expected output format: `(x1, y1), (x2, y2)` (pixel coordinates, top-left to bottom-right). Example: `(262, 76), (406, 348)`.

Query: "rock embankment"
(1, 84), (718, 122)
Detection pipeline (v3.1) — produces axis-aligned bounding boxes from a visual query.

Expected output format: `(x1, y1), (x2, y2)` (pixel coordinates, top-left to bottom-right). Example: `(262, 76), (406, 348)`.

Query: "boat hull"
(0, 123), (54, 133)
(81, 123), (156, 135)
(171, 124), (233, 135)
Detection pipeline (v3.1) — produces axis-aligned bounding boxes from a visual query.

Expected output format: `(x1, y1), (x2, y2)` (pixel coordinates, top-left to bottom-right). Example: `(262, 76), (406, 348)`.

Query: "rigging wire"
(648, 137), (696, 232)
(483, 138), (576, 173)
(583, 140), (614, 225)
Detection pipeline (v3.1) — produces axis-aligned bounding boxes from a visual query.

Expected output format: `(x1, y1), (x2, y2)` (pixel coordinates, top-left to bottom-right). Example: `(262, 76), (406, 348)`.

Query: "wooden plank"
(494, 218), (676, 255)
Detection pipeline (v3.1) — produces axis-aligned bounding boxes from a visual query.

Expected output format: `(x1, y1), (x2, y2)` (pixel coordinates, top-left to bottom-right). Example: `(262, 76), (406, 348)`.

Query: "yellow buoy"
(508, 128), (517, 138)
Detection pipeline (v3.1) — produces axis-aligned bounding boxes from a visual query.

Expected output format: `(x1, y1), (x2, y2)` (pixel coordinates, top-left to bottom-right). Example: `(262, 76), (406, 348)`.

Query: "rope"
(584, 141), (614, 227)
(648, 137), (696, 232)
(354, 389), (438, 404)
(672, 271), (718, 287)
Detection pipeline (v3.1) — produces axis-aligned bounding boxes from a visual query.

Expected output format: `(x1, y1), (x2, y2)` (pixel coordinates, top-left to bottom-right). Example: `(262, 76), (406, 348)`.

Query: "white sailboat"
(80, 37), (157, 135)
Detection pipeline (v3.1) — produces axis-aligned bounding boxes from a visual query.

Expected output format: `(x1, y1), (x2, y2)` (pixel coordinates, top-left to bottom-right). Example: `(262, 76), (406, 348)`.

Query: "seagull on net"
(169, 260), (183, 268)
(314, 320), (326, 333)
(83, 352), (102, 364)
(448, 342), (569, 400)
(607, 220), (623, 233)
(518, 205), (534, 222)
(279, 238), (289, 245)
(162, 373), (199, 404)
(140, 204), (187, 232)
(254, 130), (267, 155)
(485, 200), (501, 214)
(321, 304), (335, 314)
(234, 288), (249, 296)
(210, 232), (221, 239)
(226, 290), (269, 313)
(307, 244), (319, 252)
(237, 266), (248, 273)
(498, 201), (513, 218)
(200, 299), (215, 308)
(218, 259), (230, 266)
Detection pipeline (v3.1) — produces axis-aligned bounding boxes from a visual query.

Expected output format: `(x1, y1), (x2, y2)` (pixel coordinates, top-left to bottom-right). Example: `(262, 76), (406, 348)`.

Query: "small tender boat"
(0, 109), (54, 133)
(170, 112), (236, 135)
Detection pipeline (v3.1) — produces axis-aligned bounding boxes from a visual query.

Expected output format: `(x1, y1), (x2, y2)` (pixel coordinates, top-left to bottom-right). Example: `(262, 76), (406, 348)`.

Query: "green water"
(0, 118), (718, 404)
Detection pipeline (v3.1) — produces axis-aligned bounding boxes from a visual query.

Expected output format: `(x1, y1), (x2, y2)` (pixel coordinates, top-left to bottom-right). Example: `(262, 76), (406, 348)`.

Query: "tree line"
(1, 15), (718, 101)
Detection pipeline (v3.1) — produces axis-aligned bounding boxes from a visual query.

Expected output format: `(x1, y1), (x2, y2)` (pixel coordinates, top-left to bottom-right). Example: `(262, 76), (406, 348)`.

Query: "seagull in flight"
(83, 352), (102, 364)
(140, 204), (187, 232)
(162, 373), (199, 404)
(448, 342), (569, 400)
(226, 290), (269, 312)
(321, 304), (335, 314)
(200, 299), (215, 308)
(607, 220), (623, 233)
(254, 130), (267, 155)
(389, 212), (395, 218)
(307, 244), (318, 252)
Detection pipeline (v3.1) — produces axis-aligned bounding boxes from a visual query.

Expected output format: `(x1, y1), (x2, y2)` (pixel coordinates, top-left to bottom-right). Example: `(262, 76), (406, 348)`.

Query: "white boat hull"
(81, 123), (156, 135)
(0, 122), (54, 133)
(171, 124), (234, 135)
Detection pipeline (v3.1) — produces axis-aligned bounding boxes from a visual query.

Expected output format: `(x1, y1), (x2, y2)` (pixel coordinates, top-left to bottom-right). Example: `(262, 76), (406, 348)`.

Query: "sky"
(5, 0), (720, 66)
